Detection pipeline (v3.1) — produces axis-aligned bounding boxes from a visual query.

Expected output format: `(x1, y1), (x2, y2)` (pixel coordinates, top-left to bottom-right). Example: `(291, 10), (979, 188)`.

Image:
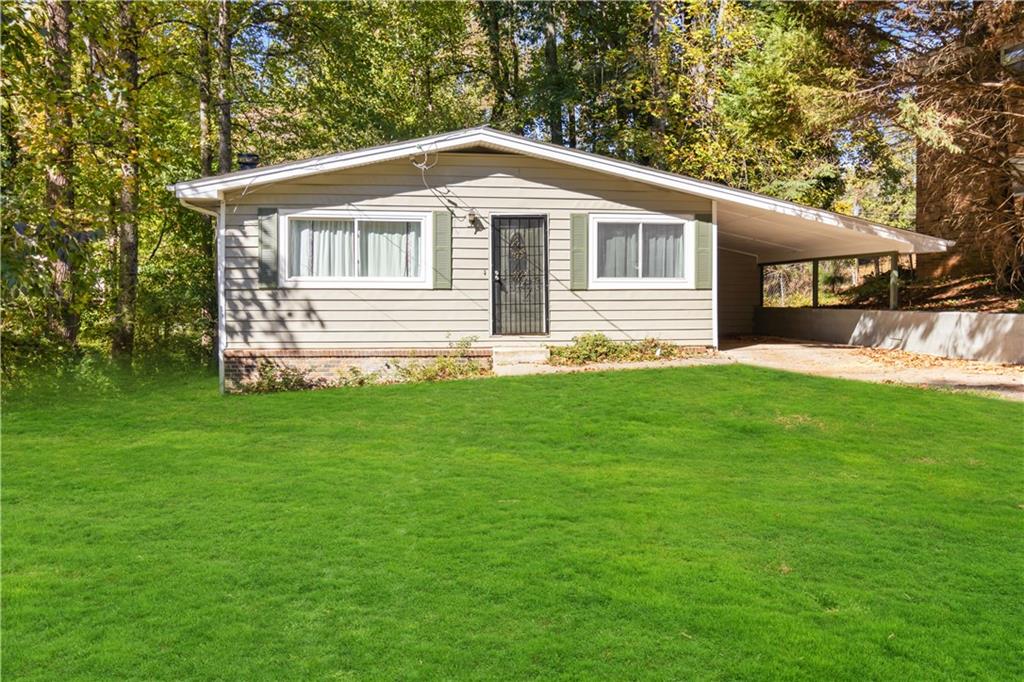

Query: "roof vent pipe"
(237, 153), (259, 170)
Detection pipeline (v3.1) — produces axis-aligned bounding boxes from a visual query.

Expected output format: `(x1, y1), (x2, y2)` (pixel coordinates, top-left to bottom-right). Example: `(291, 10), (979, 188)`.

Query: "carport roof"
(170, 127), (952, 261)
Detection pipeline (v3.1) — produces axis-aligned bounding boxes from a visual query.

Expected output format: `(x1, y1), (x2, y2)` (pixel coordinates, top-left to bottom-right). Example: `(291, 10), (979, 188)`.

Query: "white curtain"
(643, 223), (685, 278)
(289, 219), (354, 277)
(359, 221), (421, 278)
(597, 223), (639, 278)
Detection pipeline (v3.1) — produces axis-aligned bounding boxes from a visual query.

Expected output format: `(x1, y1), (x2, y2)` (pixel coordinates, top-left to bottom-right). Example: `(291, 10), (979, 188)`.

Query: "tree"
(217, 0), (232, 174)
(197, 6), (214, 178)
(541, 2), (563, 145)
(475, 0), (529, 134)
(112, 0), (140, 363)
(791, 0), (1024, 288)
(42, 0), (79, 350)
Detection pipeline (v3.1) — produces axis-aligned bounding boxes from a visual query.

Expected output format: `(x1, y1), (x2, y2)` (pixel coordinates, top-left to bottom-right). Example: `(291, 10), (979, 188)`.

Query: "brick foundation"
(223, 348), (493, 390)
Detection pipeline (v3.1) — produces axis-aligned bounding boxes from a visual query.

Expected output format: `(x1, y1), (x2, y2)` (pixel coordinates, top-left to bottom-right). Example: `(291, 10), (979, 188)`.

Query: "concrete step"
(491, 346), (550, 366)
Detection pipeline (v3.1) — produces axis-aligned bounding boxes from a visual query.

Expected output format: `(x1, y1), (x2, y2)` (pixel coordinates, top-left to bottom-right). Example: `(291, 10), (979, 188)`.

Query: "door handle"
(493, 269), (501, 281)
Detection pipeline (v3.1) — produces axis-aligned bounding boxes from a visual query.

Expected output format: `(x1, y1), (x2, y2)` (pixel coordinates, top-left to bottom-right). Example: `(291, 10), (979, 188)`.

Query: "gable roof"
(169, 126), (951, 256)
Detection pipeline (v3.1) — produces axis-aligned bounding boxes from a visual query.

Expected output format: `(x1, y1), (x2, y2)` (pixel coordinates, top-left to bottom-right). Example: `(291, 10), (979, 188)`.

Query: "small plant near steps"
(548, 333), (713, 366)
(394, 337), (489, 383)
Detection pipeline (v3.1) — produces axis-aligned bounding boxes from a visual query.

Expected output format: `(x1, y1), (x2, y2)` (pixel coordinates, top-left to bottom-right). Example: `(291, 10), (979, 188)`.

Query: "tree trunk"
(198, 20), (214, 177)
(107, 192), (118, 304)
(543, 9), (563, 145)
(197, 15), (218, 366)
(112, 0), (140, 365)
(217, 0), (232, 174)
(568, 105), (577, 148)
(649, 0), (666, 138)
(42, 0), (78, 350)
(481, 1), (507, 124)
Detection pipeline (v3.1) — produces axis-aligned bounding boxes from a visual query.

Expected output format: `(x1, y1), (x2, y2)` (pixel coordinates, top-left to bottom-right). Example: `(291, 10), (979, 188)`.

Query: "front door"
(492, 215), (548, 335)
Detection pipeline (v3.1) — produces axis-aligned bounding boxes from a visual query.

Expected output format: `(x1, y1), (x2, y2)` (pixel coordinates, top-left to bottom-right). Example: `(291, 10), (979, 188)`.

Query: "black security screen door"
(492, 215), (548, 335)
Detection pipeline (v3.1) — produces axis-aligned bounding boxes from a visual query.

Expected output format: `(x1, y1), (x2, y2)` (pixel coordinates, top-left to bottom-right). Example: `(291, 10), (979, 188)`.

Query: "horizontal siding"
(222, 152), (715, 349)
(718, 248), (759, 336)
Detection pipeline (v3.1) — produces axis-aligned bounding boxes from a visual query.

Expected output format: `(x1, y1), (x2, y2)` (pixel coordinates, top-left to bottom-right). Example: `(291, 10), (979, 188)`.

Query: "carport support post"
(758, 264), (764, 307)
(811, 259), (819, 307)
(889, 253), (899, 310)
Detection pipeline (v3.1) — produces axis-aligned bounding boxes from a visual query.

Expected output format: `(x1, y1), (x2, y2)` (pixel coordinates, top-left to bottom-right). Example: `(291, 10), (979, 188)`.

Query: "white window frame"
(588, 212), (696, 289)
(278, 208), (433, 289)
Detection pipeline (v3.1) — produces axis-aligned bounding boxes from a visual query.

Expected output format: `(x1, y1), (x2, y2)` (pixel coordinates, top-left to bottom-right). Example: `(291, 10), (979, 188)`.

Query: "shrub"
(336, 367), (382, 387)
(394, 336), (488, 383)
(240, 360), (327, 394)
(551, 332), (627, 364)
(549, 333), (709, 366)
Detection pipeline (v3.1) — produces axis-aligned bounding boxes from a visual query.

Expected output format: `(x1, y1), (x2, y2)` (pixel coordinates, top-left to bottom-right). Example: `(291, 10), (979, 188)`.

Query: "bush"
(551, 333), (627, 364)
(239, 360), (327, 394)
(336, 367), (382, 387)
(395, 355), (485, 383)
(394, 336), (488, 383)
(549, 333), (709, 366)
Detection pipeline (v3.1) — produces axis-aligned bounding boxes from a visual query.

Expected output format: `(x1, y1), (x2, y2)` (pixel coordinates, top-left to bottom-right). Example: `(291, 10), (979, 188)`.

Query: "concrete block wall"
(754, 307), (1023, 364)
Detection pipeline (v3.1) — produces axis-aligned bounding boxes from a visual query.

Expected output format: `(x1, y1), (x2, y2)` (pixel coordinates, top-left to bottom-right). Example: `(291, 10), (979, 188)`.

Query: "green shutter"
(694, 213), (713, 290)
(433, 210), (453, 289)
(257, 207), (278, 288)
(570, 213), (588, 291)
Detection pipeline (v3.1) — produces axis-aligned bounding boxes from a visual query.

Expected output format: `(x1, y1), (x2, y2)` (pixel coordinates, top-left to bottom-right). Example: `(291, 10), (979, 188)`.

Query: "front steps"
(491, 346), (550, 376)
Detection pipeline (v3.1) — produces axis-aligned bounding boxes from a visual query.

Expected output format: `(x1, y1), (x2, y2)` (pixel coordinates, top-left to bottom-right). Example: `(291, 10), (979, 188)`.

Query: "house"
(169, 127), (952, 390)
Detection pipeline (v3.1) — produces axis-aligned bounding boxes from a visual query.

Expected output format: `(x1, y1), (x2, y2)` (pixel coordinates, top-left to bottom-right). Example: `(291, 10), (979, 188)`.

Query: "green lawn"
(4, 366), (1023, 680)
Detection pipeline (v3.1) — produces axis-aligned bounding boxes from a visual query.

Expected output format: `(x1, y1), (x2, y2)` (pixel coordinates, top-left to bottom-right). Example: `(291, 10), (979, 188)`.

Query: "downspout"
(711, 200), (719, 349)
(217, 196), (226, 392)
(178, 196), (226, 392)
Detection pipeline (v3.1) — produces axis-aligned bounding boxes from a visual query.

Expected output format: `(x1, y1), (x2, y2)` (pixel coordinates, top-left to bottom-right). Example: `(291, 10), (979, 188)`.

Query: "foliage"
(836, 269), (917, 310)
(5, 367), (1022, 678)
(790, 1), (1024, 287)
(822, 261), (848, 293)
(549, 333), (708, 365)
(3, 0), (1018, 381)
(394, 336), (488, 383)
(238, 359), (327, 394)
(336, 366), (383, 388)
(394, 355), (487, 383)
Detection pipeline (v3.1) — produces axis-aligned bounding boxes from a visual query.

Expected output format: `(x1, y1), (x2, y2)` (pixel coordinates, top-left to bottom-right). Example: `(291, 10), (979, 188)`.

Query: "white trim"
(587, 212), (696, 290)
(168, 127), (952, 255)
(719, 245), (760, 259)
(487, 212), (550, 337)
(276, 208), (432, 289)
(711, 201), (719, 349)
(217, 198), (226, 393)
(180, 198), (218, 218)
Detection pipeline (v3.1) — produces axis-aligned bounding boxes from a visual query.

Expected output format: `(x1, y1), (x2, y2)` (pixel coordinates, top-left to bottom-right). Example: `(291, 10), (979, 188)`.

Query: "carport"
(714, 189), (953, 315)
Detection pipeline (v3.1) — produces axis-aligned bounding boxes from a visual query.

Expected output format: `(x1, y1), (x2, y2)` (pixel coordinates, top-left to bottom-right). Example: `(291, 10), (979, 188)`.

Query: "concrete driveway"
(720, 337), (1024, 401)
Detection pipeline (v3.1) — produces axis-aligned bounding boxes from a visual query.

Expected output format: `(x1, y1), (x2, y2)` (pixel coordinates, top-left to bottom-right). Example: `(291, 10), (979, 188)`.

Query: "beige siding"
(222, 152), (715, 349)
(717, 248), (760, 336)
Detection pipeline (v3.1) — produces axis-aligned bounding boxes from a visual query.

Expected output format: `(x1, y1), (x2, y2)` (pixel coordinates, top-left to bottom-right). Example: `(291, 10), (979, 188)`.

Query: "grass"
(4, 365), (1023, 680)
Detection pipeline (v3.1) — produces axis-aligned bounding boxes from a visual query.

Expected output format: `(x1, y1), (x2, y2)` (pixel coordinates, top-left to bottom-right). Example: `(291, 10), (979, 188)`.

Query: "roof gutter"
(179, 198), (219, 218)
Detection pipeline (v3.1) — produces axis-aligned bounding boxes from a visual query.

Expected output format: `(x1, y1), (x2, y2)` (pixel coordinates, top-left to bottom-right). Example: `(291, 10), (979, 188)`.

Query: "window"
(590, 214), (694, 288)
(281, 211), (430, 288)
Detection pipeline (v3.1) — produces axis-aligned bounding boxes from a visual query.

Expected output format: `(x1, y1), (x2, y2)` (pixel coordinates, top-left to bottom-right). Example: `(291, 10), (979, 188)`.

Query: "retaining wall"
(753, 307), (1023, 364)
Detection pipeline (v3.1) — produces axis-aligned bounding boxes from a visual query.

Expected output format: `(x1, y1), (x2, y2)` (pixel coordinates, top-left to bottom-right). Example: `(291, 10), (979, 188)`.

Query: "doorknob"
(493, 269), (501, 281)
